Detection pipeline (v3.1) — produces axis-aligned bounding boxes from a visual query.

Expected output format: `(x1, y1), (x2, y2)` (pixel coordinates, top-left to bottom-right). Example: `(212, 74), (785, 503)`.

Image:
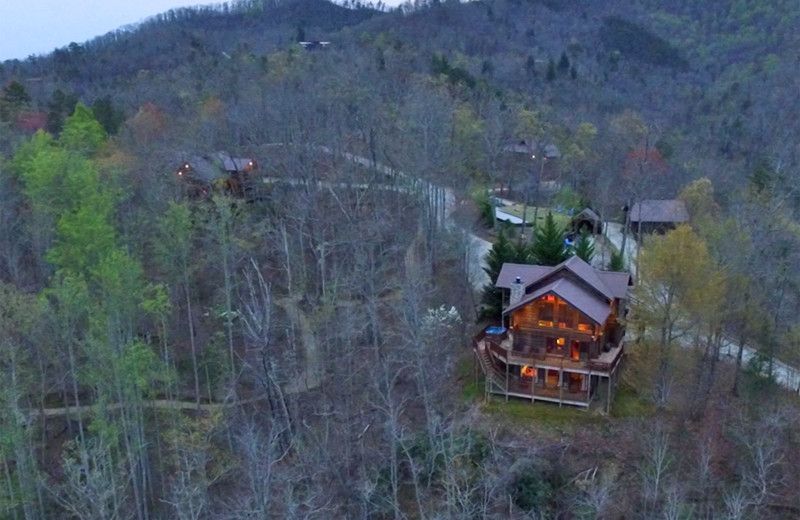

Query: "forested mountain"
(1, 0), (800, 518)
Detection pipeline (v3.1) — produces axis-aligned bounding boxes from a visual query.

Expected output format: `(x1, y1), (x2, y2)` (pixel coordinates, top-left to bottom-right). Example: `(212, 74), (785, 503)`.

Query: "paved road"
(604, 221), (800, 391)
(604, 222), (638, 278)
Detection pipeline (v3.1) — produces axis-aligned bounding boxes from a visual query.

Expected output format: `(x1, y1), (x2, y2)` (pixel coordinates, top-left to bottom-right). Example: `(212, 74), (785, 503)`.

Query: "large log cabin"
(474, 256), (632, 412)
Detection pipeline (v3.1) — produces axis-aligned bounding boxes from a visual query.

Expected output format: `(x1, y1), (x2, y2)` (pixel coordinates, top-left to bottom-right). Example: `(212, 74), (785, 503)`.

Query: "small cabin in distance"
(298, 41), (331, 51)
(629, 199), (688, 238)
(176, 152), (258, 199)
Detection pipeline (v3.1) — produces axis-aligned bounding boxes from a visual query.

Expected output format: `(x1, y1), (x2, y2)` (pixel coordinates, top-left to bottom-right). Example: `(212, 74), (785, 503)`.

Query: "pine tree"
(608, 250), (625, 272)
(546, 58), (556, 81)
(573, 230), (595, 263)
(558, 51), (570, 72)
(480, 227), (533, 319)
(531, 212), (571, 266)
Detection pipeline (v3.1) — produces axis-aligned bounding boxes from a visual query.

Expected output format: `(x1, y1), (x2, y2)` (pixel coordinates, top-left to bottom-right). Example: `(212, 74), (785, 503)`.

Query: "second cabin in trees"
(176, 152), (258, 199)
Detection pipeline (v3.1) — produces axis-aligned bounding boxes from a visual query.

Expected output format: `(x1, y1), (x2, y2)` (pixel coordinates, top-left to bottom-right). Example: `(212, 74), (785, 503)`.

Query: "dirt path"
(27, 394), (270, 420)
(274, 296), (322, 394)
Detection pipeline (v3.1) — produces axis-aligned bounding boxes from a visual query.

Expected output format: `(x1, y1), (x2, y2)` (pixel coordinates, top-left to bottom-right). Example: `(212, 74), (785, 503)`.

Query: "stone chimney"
(510, 276), (524, 305)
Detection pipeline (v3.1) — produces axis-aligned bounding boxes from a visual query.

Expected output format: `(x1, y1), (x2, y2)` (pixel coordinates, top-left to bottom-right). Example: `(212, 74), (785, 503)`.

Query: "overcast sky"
(0, 1), (215, 61)
(1, 0), (400, 62)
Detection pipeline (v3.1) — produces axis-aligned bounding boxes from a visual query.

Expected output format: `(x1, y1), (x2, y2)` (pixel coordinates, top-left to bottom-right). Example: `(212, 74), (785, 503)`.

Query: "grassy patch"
(483, 397), (602, 428)
(610, 386), (654, 418)
(457, 353), (483, 402)
(463, 380), (483, 402)
(499, 205), (571, 230)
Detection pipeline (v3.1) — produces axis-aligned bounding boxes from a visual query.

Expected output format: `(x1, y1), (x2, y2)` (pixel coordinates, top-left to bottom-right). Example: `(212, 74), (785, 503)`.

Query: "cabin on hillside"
(629, 199), (688, 237)
(176, 152), (258, 199)
(299, 41), (331, 51)
(473, 256), (632, 412)
(503, 139), (561, 160)
(501, 139), (562, 196)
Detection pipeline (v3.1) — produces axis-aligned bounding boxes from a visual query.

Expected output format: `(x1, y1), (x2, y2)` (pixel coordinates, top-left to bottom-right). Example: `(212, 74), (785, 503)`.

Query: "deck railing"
(475, 330), (624, 376)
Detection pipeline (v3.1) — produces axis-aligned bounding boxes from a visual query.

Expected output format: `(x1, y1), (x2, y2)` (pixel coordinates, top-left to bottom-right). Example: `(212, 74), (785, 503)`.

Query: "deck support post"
(558, 368), (563, 408)
(587, 365), (592, 407)
(531, 365), (536, 403)
(606, 374), (612, 414)
(473, 350), (478, 390)
(505, 359), (509, 402)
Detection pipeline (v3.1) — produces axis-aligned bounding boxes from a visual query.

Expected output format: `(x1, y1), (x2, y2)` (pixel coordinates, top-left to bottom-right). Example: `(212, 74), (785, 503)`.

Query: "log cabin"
(474, 256), (632, 412)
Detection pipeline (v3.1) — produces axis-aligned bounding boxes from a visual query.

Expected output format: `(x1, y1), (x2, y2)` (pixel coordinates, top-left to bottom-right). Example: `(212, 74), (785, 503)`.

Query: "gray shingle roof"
(496, 256), (631, 324)
(629, 200), (688, 224)
(504, 277), (612, 325)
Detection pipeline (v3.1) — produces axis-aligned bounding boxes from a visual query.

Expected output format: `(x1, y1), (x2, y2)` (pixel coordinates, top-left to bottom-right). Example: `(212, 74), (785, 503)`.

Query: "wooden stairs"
(475, 341), (507, 393)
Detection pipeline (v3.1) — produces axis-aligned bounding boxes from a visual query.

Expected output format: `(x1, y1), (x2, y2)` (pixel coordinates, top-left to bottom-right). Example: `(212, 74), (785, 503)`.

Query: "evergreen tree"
(91, 95), (125, 136)
(59, 103), (107, 156)
(0, 80), (30, 122)
(525, 55), (537, 77)
(608, 250), (625, 272)
(573, 230), (595, 263)
(480, 227), (532, 319)
(531, 212), (571, 266)
(558, 51), (570, 72)
(46, 89), (79, 134)
(546, 58), (556, 81)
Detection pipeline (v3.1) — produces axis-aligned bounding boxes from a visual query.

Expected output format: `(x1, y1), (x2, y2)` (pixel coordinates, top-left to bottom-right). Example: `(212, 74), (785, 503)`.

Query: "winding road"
(603, 220), (800, 392)
(25, 149), (800, 421)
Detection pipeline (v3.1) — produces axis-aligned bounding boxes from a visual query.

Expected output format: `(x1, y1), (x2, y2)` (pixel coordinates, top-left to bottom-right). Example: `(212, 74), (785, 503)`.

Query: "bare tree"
(240, 258), (294, 451)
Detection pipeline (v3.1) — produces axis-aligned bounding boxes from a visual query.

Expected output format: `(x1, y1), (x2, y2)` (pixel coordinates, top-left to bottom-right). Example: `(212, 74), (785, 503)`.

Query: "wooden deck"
(473, 329), (623, 411)
(484, 332), (624, 376)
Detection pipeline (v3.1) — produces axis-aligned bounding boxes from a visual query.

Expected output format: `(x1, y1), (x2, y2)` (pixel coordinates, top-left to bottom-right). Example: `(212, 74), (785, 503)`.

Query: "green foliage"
(60, 103), (107, 155)
(611, 386), (654, 418)
(557, 51), (570, 72)
(472, 188), (495, 227)
(46, 89), (79, 134)
(484, 398), (598, 426)
(600, 16), (688, 70)
(747, 156), (775, 196)
(572, 230), (595, 263)
(480, 226), (532, 319)
(431, 52), (477, 88)
(525, 55), (536, 76)
(0, 81), (30, 122)
(155, 201), (195, 277)
(48, 196), (116, 277)
(531, 212), (571, 266)
(546, 58), (556, 81)
(608, 250), (625, 272)
(91, 96), (125, 136)
(552, 186), (581, 212)
(509, 458), (562, 513)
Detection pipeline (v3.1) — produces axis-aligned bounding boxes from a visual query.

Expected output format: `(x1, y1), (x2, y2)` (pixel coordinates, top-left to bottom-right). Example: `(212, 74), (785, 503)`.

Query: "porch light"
(557, 337), (565, 346)
(521, 365), (534, 377)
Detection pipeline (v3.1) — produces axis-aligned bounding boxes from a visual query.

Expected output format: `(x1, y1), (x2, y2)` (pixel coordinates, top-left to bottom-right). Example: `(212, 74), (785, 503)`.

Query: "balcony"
(480, 330), (623, 376)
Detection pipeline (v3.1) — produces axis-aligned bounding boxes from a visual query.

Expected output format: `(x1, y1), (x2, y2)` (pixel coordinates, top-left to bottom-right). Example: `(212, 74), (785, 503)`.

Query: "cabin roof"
(503, 277), (612, 325)
(629, 199), (688, 224)
(497, 256), (631, 301)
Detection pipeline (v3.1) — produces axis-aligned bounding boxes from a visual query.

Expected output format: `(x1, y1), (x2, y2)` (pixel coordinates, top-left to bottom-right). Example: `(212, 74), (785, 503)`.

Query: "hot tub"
(485, 326), (507, 338)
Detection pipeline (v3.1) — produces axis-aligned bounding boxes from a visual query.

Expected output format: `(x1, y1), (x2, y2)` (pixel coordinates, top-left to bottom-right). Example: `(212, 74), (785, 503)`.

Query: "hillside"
(1, 0), (800, 518)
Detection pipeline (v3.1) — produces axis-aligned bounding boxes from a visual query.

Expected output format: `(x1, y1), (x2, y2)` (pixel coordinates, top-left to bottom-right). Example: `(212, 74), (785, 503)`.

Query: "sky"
(0, 0), (406, 62)
(0, 1), (221, 61)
